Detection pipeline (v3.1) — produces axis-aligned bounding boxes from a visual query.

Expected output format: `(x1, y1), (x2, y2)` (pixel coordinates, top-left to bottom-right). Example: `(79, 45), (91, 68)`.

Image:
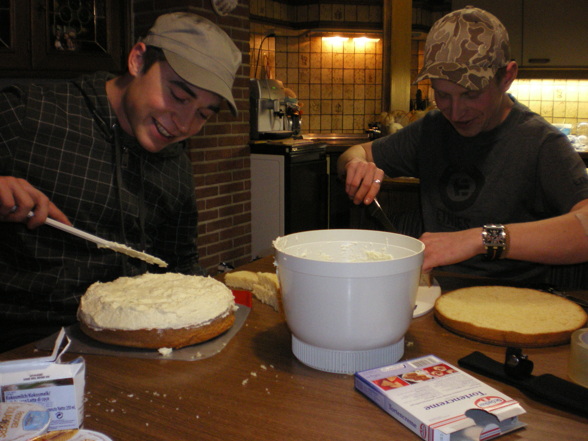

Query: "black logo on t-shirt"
(438, 166), (485, 212)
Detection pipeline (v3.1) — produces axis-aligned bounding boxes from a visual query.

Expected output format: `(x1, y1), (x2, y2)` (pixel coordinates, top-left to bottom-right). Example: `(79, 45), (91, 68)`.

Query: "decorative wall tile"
(511, 79), (588, 128)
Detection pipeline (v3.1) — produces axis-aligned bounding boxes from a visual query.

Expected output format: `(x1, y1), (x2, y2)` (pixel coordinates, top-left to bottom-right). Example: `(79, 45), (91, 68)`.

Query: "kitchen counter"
(302, 132), (371, 153)
(1, 256), (586, 441)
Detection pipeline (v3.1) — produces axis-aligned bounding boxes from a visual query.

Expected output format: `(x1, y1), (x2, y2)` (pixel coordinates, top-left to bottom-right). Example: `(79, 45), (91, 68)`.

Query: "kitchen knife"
(367, 197), (398, 233)
(458, 351), (588, 418)
(38, 214), (168, 268)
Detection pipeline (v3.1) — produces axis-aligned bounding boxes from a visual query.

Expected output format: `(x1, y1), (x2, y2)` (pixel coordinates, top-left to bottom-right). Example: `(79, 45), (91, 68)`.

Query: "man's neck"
(105, 74), (132, 135)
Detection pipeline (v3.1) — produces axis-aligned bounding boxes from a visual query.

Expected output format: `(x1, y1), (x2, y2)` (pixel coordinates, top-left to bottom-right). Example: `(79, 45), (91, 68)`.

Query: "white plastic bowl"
(274, 229), (424, 374)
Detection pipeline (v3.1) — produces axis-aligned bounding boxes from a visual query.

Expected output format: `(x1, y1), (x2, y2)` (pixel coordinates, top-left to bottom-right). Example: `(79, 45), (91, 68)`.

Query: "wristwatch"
(482, 224), (509, 261)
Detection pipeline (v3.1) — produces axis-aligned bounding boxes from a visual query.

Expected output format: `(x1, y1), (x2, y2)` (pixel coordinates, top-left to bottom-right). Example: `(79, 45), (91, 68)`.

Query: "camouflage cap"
(415, 6), (510, 90)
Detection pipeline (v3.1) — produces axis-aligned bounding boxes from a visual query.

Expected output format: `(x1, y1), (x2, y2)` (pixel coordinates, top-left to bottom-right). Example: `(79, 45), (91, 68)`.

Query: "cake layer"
(434, 286), (588, 347)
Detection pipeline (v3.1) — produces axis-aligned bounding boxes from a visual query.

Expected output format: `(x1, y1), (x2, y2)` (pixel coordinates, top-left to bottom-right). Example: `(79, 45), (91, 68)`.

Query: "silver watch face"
(483, 225), (506, 246)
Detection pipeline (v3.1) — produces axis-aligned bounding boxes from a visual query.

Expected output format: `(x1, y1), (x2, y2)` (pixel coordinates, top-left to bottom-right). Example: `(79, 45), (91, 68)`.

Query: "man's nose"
(447, 97), (465, 121)
(174, 109), (198, 135)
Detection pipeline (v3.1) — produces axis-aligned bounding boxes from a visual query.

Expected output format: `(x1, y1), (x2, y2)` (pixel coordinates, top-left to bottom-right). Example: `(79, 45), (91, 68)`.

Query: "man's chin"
(137, 135), (173, 153)
(451, 122), (481, 137)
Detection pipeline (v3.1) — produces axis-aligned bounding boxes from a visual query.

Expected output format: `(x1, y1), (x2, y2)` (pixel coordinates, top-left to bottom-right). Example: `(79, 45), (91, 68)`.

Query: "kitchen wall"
(510, 80), (588, 129)
(250, 1), (448, 134)
(253, 33), (384, 133)
(253, 30), (588, 135)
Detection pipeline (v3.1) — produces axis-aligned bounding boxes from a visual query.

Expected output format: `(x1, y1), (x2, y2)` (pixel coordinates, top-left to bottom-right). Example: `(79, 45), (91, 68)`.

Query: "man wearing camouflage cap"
(338, 7), (588, 288)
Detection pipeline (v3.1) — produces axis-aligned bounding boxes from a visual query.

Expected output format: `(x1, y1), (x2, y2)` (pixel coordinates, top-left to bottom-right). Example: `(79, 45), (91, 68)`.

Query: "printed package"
(0, 329), (85, 432)
(355, 355), (526, 441)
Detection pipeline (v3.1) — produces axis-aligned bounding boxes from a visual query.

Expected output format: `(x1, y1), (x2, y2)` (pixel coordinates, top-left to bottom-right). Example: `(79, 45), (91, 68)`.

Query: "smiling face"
(432, 77), (513, 137)
(110, 43), (223, 153)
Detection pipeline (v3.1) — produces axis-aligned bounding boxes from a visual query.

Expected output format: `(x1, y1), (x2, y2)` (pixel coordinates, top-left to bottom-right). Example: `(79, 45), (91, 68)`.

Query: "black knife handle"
(458, 351), (522, 386)
(528, 374), (588, 418)
(459, 351), (588, 418)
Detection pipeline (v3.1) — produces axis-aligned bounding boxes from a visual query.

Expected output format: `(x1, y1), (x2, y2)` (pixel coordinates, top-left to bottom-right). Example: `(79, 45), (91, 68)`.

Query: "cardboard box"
(0, 329), (85, 432)
(355, 355), (526, 441)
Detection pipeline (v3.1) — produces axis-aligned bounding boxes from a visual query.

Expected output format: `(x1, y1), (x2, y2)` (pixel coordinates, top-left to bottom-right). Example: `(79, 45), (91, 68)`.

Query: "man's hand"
(343, 158), (386, 205)
(0, 176), (71, 228)
(419, 229), (483, 273)
(337, 143), (385, 205)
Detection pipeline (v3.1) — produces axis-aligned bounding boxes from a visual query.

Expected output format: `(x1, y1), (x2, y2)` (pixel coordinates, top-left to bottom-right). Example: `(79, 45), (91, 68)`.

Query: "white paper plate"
(413, 278), (441, 318)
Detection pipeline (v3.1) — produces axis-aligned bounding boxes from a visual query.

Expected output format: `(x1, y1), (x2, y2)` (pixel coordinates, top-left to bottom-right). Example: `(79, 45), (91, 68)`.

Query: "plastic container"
(274, 229), (424, 374)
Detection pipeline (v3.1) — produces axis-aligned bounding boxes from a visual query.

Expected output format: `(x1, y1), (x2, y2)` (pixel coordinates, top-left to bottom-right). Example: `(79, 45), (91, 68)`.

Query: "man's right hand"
(337, 143), (384, 206)
(343, 158), (384, 205)
(0, 176), (71, 228)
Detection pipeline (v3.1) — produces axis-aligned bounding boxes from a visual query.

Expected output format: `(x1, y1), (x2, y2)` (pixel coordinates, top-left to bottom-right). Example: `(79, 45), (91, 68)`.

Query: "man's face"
(432, 78), (508, 137)
(121, 58), (223, 153)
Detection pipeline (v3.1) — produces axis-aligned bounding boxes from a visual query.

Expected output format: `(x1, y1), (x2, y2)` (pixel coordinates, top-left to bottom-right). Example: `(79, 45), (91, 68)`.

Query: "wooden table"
(1, 256), (586, 440)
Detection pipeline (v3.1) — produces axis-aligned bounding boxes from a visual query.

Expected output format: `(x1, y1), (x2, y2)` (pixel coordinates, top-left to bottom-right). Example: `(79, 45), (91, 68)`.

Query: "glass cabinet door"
(0, 0), (30, 70)
(0, 0), (129, 75)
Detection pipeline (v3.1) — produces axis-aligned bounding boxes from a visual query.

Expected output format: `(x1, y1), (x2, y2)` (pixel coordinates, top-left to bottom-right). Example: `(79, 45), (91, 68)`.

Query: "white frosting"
(274, 238), (396, 262)
(97, 243), (168, 268)
(78, 273), (236, 330)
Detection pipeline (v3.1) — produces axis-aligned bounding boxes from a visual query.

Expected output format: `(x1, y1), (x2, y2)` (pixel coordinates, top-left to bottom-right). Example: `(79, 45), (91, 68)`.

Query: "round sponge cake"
(434, 286), (587, 347)
(78, 273), (236, 349)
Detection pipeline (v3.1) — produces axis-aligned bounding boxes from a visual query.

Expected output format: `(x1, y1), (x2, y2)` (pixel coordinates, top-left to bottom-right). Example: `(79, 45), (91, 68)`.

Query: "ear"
(127, 42), (147, 77)
(502, 61), (518, 91)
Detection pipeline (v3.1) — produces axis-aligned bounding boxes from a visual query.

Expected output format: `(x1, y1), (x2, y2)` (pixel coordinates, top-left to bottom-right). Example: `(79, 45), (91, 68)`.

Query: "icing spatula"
(36, 213), (168, 268)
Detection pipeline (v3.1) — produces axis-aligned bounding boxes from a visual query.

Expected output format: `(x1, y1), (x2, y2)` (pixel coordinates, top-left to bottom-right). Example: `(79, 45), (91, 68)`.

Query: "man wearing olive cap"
(0, 13), (242, 350)
(338, 7), (588, 288)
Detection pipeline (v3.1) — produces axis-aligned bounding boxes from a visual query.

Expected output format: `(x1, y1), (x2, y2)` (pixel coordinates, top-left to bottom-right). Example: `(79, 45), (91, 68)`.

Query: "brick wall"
(132, 1), (253, 274)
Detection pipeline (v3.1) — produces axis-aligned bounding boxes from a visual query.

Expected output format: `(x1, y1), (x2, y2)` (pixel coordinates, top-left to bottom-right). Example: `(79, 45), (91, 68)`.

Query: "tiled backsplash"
(510, 80), (588, 130)
(251, 33), (383, 134)
(251, 33), (588, 134)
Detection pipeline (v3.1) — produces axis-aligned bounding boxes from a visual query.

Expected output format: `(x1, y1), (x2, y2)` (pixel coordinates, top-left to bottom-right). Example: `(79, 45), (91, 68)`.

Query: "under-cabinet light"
(353, 37), (380, 45)
(322, 36), (349, 44)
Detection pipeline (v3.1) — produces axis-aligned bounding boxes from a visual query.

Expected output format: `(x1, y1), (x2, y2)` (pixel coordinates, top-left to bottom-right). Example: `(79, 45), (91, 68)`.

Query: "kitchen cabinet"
(452, 0), (588, 70)
(0, 0), (129, 77)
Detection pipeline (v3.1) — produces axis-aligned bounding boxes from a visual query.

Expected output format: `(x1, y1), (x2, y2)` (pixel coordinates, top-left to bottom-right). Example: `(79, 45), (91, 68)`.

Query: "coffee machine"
(250, 78), (301, 140)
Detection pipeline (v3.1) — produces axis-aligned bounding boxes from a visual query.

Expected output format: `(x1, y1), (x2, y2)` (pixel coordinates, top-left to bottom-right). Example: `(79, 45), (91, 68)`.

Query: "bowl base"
(292, 335), (405, 374)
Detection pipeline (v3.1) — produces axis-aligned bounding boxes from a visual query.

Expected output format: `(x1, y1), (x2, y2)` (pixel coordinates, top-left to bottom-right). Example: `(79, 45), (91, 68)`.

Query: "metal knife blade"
(367, 197), (398, 233)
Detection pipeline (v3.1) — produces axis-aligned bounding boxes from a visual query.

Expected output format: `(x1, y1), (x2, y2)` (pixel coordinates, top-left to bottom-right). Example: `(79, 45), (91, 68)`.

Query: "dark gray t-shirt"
(372, 100), (588, 285)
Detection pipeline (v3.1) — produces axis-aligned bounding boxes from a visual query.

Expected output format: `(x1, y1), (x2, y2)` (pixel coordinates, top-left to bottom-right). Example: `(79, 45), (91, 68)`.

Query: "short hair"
(493, 66), (507, 85)
(141, 45), (166, 73)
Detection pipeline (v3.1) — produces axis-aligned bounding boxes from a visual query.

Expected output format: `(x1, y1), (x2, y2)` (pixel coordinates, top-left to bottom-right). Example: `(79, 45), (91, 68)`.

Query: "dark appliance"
(305, 133), (371, 229)
(250, 141), (327, 257)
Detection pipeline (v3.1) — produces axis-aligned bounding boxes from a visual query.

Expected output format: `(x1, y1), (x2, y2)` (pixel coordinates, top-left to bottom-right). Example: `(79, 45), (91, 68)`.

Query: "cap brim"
(164, 50), (238, 116)
(414, 61), (497, 91)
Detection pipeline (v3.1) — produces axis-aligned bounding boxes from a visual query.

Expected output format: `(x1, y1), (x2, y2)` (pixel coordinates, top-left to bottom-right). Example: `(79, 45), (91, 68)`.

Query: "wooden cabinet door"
(523, 0), (588, 67)
(30, 0), (129, 74)
(453, 0), (588, 69)
(0, 0), (129, 76)
(451, 0), (523, 64)
(0, 1), (31, 70)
